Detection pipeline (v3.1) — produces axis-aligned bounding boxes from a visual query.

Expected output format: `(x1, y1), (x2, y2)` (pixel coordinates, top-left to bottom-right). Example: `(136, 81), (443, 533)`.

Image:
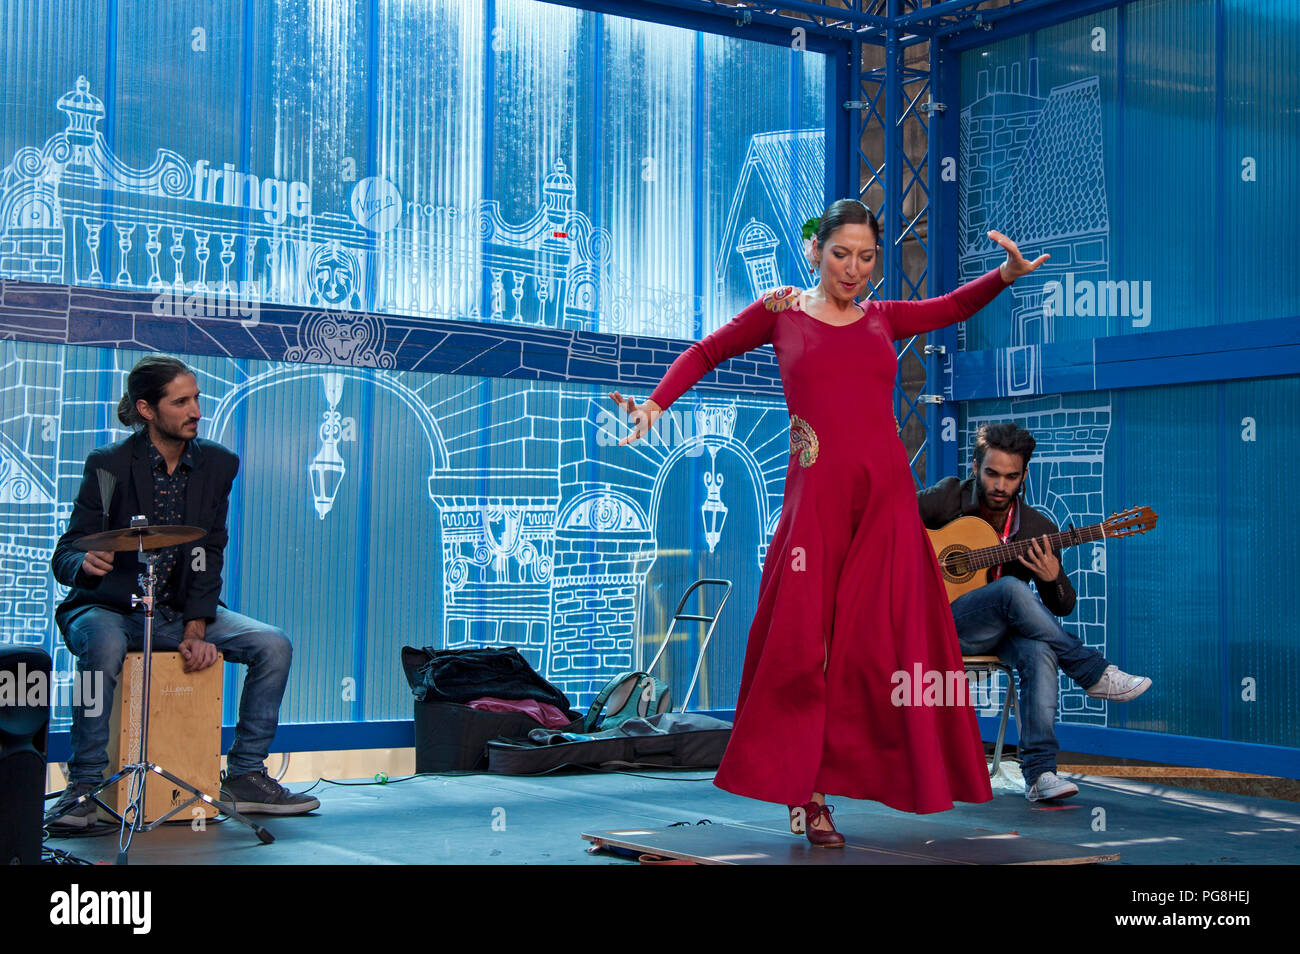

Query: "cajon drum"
(106, 651), (223, 822)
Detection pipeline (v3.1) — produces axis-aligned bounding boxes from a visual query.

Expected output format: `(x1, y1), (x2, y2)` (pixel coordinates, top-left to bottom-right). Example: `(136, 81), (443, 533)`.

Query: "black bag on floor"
(486, 711), (732, 775)
(402, 646), (581, 772)
(400, 645), (571, 709)
(414, 700), (583, 773)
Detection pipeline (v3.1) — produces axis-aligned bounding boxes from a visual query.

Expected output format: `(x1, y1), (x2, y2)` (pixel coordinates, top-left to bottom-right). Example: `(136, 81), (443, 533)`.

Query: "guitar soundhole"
(938, 545), (975, 583)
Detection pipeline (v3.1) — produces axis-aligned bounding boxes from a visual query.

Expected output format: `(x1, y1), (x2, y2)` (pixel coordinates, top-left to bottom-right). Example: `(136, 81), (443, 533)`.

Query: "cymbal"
(73, 525), (206, 552)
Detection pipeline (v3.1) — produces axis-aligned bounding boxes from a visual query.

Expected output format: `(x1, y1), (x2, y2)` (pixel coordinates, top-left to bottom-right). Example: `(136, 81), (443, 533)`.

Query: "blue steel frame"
(48, 0), (1300, 780)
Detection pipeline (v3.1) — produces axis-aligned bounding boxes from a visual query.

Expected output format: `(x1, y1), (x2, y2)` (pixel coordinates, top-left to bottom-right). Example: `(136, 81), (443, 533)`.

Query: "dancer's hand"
(988, 230), (1049, 283)
(609, 391), (662, 446)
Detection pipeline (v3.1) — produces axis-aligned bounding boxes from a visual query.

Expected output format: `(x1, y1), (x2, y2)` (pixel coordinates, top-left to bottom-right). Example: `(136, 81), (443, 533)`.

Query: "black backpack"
(400, 646), (571, 710)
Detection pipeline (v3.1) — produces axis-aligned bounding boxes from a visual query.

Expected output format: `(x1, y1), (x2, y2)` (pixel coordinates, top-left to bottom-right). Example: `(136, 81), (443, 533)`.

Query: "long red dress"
(647, 268), (1010, 813)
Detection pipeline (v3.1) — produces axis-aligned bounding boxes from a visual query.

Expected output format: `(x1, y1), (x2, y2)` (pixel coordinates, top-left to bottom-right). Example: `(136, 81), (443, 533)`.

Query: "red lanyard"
(990, 502), (1014, 581)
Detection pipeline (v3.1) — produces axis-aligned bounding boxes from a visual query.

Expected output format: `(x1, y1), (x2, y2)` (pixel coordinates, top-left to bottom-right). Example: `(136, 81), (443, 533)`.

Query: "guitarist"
(916, 422), (1151, 802)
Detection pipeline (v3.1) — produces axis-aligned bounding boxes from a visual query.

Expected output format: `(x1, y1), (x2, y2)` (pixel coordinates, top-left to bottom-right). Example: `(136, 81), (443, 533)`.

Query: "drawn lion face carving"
(309, 244), (360, 309)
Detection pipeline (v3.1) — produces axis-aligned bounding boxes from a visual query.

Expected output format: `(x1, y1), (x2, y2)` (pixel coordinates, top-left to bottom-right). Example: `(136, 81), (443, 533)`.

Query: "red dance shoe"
(787, 801), (846, 848)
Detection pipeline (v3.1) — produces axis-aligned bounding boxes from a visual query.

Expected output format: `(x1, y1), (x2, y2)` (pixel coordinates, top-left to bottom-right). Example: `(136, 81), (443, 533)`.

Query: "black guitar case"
(486, 711), (732, 775)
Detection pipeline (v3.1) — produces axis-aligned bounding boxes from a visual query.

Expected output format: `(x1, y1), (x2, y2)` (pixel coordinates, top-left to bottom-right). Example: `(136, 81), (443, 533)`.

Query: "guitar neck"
(965, 522), (1106, 571)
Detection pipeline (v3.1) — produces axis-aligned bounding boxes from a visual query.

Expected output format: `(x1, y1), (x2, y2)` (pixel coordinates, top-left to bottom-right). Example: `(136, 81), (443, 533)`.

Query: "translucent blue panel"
(0, 0), (824, 336)
(957, 0), (1300, 350)
(1102, 383), (1221, 741)
(703, 35), (826, 334)
(1221, 376), (1300, 747)
(113, 1), (248, 166)
(0, 0), (827, 732)
(595, 14), (701, 339)
(4, 337), (789, 728)
(960, 378), (1300, 748)
(0, 1), (108, 167)
(1222, 0), (1300, 325)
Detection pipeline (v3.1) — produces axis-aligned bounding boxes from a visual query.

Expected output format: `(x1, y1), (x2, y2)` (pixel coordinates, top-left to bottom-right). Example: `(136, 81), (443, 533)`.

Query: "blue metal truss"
(540, 0), (888, 43)
(839, 1), (1137, 489)
(539, 0), (1128, 46)
(855, 20), (938, 487)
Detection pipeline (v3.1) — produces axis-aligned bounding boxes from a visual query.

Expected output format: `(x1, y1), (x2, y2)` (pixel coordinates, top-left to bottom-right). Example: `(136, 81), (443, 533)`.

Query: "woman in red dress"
(611, 200), (1047, 846)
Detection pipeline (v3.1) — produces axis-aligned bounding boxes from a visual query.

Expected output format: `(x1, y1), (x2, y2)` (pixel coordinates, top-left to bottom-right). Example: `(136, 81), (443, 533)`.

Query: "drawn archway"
(642, 433), (775, 710)
(206, 364), (449, 495)
(205, 364), (451, 724)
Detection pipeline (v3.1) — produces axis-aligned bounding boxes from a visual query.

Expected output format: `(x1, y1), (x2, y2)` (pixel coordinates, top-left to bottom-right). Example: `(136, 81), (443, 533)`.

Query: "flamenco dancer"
(610, 199), (1047, 846)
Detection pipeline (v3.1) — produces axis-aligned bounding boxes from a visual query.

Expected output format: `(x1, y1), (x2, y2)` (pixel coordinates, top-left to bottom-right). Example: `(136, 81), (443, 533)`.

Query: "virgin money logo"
(350, 177), (402, 233)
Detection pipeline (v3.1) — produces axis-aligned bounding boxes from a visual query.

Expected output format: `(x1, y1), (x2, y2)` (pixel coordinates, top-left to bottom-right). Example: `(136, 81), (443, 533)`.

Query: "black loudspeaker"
(0, 645), (51, 865)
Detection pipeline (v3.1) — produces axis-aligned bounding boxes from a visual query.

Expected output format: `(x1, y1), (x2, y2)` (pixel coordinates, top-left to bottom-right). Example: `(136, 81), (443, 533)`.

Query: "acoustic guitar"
(927, 506), (1157, 603)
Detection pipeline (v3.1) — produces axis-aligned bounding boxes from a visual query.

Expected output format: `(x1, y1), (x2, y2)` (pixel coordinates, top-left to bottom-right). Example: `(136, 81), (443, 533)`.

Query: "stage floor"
(44, 769), (1300, 865)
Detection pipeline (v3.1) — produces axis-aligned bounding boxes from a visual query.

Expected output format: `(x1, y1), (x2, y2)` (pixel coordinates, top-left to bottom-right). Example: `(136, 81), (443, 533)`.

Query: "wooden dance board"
(583, 816), (1120, 865)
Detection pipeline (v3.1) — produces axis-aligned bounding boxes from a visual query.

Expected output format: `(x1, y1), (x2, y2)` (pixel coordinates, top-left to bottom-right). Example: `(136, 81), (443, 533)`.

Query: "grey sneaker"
(47, 781), (101, 829)
(1026, 771), (1079, 802)
(218, 770), (320, 816)
(1087, 664), (1151, 702)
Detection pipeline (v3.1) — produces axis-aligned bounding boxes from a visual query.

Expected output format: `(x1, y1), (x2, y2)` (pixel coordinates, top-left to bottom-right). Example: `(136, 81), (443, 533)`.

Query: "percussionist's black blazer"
(51, 428), (239, 633)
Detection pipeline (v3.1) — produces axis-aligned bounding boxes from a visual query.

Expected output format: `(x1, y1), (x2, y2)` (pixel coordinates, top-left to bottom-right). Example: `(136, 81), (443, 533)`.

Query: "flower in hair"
(801, 217), (821, 271)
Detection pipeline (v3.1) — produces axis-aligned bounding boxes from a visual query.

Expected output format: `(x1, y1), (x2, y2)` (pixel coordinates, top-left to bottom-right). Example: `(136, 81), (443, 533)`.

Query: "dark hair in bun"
(815, 198), (880, 249)
(116, 355), (194, 428)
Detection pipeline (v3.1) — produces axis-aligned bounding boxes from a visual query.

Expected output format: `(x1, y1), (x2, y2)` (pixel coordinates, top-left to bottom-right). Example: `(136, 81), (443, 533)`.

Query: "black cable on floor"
(44, 763), (721, 814)
(41, 844), (94, 864)
(298, 763), (719, 792)
(566, 764), (718, 782)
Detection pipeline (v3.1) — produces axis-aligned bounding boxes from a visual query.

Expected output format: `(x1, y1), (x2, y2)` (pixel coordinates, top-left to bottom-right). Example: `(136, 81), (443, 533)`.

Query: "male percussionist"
(48, 355), (318, 826)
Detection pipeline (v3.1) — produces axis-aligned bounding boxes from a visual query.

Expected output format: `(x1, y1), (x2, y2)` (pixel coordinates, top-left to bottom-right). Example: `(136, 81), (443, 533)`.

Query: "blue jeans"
(61, 605), (292, 783)
(950, 577), (1109, 786)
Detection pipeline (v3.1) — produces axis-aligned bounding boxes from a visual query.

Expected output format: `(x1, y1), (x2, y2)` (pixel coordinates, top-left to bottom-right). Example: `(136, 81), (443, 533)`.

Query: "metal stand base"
(44, 763), (275, 862)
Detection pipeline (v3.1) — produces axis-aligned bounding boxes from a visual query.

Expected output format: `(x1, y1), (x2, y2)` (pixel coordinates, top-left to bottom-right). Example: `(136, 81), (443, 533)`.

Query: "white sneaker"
(1026, 771), (1079, 802)
(1087, 664), (1151, 702)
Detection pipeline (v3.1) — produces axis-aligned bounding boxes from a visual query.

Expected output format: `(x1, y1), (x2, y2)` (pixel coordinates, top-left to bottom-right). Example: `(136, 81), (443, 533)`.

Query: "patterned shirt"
(148, 440), (194, 613)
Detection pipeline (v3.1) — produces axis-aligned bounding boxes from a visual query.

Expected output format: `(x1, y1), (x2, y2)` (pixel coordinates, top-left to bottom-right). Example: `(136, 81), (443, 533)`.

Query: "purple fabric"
(467, 696), (573, 729)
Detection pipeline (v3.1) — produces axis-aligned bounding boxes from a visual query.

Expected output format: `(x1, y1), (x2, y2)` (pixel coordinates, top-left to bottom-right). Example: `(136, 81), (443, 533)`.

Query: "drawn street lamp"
(697, 405), (735, 553)
(308, 373), (346, 518)
(701, 451), (728, 554)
